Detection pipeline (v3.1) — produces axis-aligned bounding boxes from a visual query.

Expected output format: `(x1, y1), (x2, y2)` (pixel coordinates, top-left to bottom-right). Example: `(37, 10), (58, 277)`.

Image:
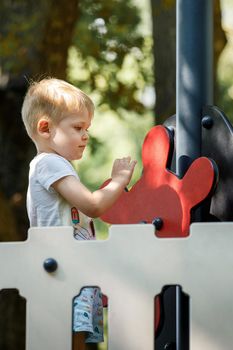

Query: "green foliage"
(216, 0), (233, 121)
(0, 0), (154, 120)
(68, 0), (153, 114)
(217, 41), (233, 121)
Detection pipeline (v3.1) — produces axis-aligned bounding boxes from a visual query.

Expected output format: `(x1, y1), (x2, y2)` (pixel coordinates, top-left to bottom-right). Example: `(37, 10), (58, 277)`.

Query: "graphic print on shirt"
(71, 207), (93, 240)
(71, 207), (80, 224)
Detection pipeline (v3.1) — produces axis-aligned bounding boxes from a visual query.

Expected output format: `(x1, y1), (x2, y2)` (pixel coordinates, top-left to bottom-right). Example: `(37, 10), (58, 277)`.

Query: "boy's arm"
(52, 157), (136, 218)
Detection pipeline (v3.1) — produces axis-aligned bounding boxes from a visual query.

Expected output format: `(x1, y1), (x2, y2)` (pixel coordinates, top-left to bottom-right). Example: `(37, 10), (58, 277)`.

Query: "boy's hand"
(111, 157), (137, 186)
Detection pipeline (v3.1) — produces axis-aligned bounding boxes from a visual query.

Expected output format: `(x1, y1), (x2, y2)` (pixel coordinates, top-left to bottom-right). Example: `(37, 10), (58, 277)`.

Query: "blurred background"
(0, 0), (232, 348)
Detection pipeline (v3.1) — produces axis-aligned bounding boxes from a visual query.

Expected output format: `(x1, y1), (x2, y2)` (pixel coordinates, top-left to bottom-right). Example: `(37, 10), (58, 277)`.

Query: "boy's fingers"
(129, 160), (137, 169)
(114, 157), (136, 169)
(122, 156), (131, 163)
(132, 160), (137, 165)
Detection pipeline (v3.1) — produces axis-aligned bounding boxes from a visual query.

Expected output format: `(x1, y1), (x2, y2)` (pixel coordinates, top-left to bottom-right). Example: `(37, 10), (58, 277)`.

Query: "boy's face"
(48, 107), (92, 161)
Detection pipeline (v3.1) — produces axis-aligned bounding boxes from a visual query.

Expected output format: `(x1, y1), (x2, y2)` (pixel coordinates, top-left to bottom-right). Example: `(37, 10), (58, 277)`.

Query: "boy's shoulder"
(31, 153), (70, 166)
(29, 153), (79, 186)
(33, 152), (66, 160)
(29, 153), (76, 175)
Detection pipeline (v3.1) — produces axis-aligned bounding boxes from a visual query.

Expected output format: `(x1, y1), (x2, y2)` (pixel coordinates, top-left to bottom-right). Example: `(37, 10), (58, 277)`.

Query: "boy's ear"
(37, 118), (51, 138)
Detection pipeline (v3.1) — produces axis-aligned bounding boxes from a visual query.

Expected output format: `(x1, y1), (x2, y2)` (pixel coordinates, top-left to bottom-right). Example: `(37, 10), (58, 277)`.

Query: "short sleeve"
(35, 154), (78, 191)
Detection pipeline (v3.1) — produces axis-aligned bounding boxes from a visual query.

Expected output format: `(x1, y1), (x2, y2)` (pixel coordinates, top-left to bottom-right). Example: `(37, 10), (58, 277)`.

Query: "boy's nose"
(82, 131), (89, 140)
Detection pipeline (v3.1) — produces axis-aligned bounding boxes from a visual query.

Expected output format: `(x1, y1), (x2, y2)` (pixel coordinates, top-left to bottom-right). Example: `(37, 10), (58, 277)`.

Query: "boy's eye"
(74, 126), (90, 132)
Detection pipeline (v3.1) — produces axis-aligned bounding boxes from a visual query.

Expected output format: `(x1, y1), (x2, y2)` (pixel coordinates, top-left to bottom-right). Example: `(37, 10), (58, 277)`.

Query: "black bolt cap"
(43, 258), (58, 273)
(152, 217), (163, 230)
(202, 115), (213, 129)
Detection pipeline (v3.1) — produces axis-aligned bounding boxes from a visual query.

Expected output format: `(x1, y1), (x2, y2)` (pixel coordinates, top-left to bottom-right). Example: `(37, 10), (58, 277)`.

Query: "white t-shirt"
(27, 153), (95, 240)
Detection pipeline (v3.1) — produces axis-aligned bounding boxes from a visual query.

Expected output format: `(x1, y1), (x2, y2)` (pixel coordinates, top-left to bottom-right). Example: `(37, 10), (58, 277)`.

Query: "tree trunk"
(36, 0), (80, 79)
(150, 0), (176, 125)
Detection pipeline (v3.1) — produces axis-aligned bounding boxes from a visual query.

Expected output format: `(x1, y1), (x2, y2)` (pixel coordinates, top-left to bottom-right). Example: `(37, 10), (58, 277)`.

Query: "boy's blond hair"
(21, 78), (94, 138)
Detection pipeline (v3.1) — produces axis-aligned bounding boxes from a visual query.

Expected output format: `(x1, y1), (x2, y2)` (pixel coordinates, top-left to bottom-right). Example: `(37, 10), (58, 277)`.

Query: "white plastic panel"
(0, 223), (232, 349)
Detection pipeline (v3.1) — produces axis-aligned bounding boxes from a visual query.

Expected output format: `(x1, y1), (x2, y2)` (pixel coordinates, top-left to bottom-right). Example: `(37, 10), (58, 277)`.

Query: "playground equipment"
(1, 223), (233, 350)
(1, 0), (232, 349)
(100, 125), (217, 237)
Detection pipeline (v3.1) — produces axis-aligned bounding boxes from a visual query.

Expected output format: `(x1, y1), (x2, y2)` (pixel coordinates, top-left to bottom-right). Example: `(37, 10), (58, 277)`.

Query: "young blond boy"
(21, 78), (136, 349)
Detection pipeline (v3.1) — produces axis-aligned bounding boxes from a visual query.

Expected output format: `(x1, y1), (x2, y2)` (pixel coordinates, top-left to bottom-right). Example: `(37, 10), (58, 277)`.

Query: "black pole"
(176, 0), (213, 177)
(157, 4), (214, 350)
